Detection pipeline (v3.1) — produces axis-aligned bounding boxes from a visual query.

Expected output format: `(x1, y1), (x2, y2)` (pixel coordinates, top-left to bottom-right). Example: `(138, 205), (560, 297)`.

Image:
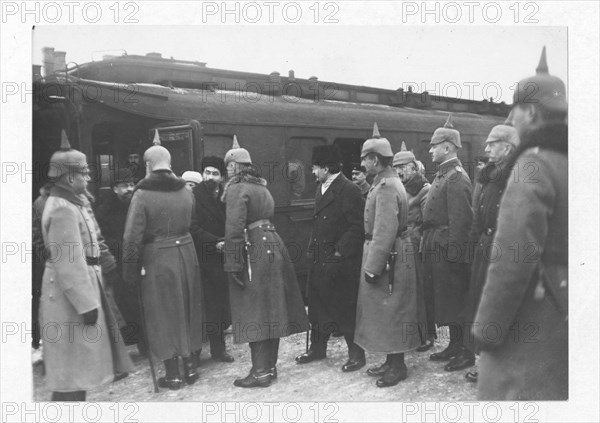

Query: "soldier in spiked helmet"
(393, 142), (434, 352)
(474, 47), (568, 400)
(40, 131), (132, 401)
(422, 114), (475, 372)
(222, 136), (309, 388)
(122, 130), (205, 390)
(354, 124), (422, 388)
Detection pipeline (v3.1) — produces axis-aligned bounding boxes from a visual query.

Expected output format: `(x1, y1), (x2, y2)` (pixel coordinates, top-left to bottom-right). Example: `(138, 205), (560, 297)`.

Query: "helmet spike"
(536, 46), (549, 74)
(60, 129), (71, 150)
(400, 141), (407, 152)
(372, 122), (381, 138)
(444, 114), (454, 129)
(232, 135), (240, 149)
(152, 129), (161, 145)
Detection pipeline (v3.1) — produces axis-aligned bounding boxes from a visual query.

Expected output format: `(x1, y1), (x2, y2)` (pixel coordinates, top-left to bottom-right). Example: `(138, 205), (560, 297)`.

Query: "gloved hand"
(82, 308), (98, 326)
(364, 272), (378, 284)
(228, 271), (246, 289)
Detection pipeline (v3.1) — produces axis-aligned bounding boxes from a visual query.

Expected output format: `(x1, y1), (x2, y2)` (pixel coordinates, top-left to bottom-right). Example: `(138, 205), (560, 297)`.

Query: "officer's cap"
(485, 124), (520, 149)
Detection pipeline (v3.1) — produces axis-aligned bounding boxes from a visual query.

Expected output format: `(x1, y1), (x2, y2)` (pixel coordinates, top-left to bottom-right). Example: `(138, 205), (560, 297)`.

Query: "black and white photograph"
(1, 1), (599, 422)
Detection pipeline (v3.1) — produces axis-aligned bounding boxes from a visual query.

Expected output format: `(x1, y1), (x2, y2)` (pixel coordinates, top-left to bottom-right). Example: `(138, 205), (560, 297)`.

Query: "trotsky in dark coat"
(298, 145), (365, 370)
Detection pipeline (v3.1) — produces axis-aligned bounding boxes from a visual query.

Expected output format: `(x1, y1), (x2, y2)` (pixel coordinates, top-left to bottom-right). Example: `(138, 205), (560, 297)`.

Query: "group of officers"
(35, 47), (567, 402)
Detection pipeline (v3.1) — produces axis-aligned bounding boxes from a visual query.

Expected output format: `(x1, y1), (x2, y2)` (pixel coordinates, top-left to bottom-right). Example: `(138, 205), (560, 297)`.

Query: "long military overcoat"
(40, 185), (132, 392)
(122, 170), (205, 361)
(354, 167), (422, 354)
(307, 174), (364, 334)
(190, 181), (231, 339)
(474, 125), (568, 401)
(223, 171), (309, 344)
(421, 157), (473, 325)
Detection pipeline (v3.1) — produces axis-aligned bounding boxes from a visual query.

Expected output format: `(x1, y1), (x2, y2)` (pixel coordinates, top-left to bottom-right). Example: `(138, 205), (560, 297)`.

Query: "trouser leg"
(309, 324), (330, 355)
(208, 331), (226, 358)
(344, 333), (365, 360)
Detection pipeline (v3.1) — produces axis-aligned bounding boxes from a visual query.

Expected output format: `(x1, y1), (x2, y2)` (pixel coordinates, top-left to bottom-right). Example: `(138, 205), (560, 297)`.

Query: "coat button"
(313, 215), (317, 219)
(560, 280), (567, 288)
(262, 236), (267, 241)
(323, 216), (327, 219)
(176, 240), (180, 244)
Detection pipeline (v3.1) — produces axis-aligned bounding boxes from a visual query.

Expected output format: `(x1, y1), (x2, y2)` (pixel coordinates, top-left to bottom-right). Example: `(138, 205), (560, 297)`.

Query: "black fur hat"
(312, 145), (342, 168)
(201, 156), (226, 176)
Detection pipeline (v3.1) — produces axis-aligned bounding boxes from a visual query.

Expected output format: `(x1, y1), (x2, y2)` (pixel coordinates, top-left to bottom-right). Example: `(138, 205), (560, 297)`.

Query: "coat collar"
(315, 173), (347, 213)
(193, 181), (225, 221)
(436, 157), (461, 176)
(135, 170), (186, 193)
(49, 184), (85, 207)
(372, 166), (398, 187)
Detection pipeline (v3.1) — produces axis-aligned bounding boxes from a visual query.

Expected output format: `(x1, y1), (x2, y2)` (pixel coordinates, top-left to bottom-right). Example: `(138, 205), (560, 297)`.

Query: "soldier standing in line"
(222, 136), (309, 388)
(190, 156), (234, 364)
(474, 47), (568, 400)
(422, 115), (475, 372)
(351, 164), (371, 198)
(295, 145), (366, 372)
(462, 124), (520, 384)
(40, 131), (132, 401)
(354, 124), (422, 388)
(122, 134), (205, 390)
(392, 144), (435, 352)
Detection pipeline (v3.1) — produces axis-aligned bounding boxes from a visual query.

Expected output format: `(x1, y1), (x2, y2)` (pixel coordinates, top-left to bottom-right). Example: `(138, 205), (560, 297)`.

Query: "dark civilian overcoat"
(474, 125), (568, 401)
(222, 171), (309, 344)
(354, 167), (422, 354)
(307, 173), (364, 334)
(122, 170), (205, 360)
(190, 181), (231, 336)
(421, 158), (473, 325)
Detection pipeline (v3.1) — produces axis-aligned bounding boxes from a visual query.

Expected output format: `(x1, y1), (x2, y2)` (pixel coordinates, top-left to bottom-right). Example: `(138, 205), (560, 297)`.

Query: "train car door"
(150, 120), (203, 175)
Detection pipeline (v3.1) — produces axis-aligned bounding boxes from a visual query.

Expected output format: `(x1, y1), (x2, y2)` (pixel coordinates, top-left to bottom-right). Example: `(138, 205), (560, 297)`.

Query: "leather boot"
(234, 341), (272, 388)
(183, 355), (199, 385)
(367, 355), (392, 377)
(51, 391), (86, 401)
(158, 357), (183, 390)
(444, 347), (475, 372)
(376, 353), (407, 387)
(296, 329), (328, 364)
(269, 338), (280, 379)
(342, 334), (366, 372)
(430, 342), (460, 361)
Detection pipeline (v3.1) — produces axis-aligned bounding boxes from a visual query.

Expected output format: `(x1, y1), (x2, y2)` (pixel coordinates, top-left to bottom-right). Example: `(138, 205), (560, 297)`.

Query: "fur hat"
(224, 135), (252, 165)
(513, 46), (567, 114)
(361, 123), (394, 158)
(430, 114), (461, 148)
(47, 130), (88, 179)
(201, 156), (226, 176)
(312, 144), (342, 168)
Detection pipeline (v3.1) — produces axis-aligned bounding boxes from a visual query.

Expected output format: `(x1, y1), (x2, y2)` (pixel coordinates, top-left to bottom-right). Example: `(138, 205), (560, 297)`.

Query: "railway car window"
(203, 134), (232, 159)
(286, 137), (326, 203)
(333, 138), (364, 180)
(154, 127), (194, 175)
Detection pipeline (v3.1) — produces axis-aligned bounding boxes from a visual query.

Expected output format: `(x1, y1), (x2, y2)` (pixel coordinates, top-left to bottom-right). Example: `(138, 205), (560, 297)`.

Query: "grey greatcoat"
(474, 124), (568, 401)
(40, 185), (132, 392)
(223, 171), (309, 344)
(421, 157), (473, 325)
(307, 174), (365, 335)
(122, 170), (205, 361)
(354, 167), (422, 354)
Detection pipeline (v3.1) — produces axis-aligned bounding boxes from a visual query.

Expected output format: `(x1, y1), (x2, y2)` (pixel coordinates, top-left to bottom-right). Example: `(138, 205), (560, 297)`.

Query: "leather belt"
(365, 227), (407, 241)
(247, 219), (274, 230)
(85, 256), (100, 266)
(144, 233), (188, 244)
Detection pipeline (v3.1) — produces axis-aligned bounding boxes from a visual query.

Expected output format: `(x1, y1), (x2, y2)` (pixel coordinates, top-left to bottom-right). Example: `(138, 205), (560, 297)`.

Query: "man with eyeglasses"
(190, 156), (234, 364)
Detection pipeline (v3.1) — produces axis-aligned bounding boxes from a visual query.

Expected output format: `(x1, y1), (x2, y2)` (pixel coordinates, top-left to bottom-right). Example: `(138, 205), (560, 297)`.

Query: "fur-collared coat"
(122, 170), (205, 360)
(474, 124), (568, 401)
(307, 173), (364, 334)
(222, 170), (309, 343)
(40, 185), (132, 392)
(354, 167), (422, 353)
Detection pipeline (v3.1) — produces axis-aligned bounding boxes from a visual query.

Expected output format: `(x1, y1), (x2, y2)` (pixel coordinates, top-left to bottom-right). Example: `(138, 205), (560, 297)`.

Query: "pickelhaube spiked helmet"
(143, 129), (171, 171)
(361, 123), (394, 158)
(485, 124), (520, 149)
(430, 114), (461, 148)
(513, 46), (567, 113)
(393, 141), (416, 166)
(47, 130), (88, 179)
(224, 135), (252, 165)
